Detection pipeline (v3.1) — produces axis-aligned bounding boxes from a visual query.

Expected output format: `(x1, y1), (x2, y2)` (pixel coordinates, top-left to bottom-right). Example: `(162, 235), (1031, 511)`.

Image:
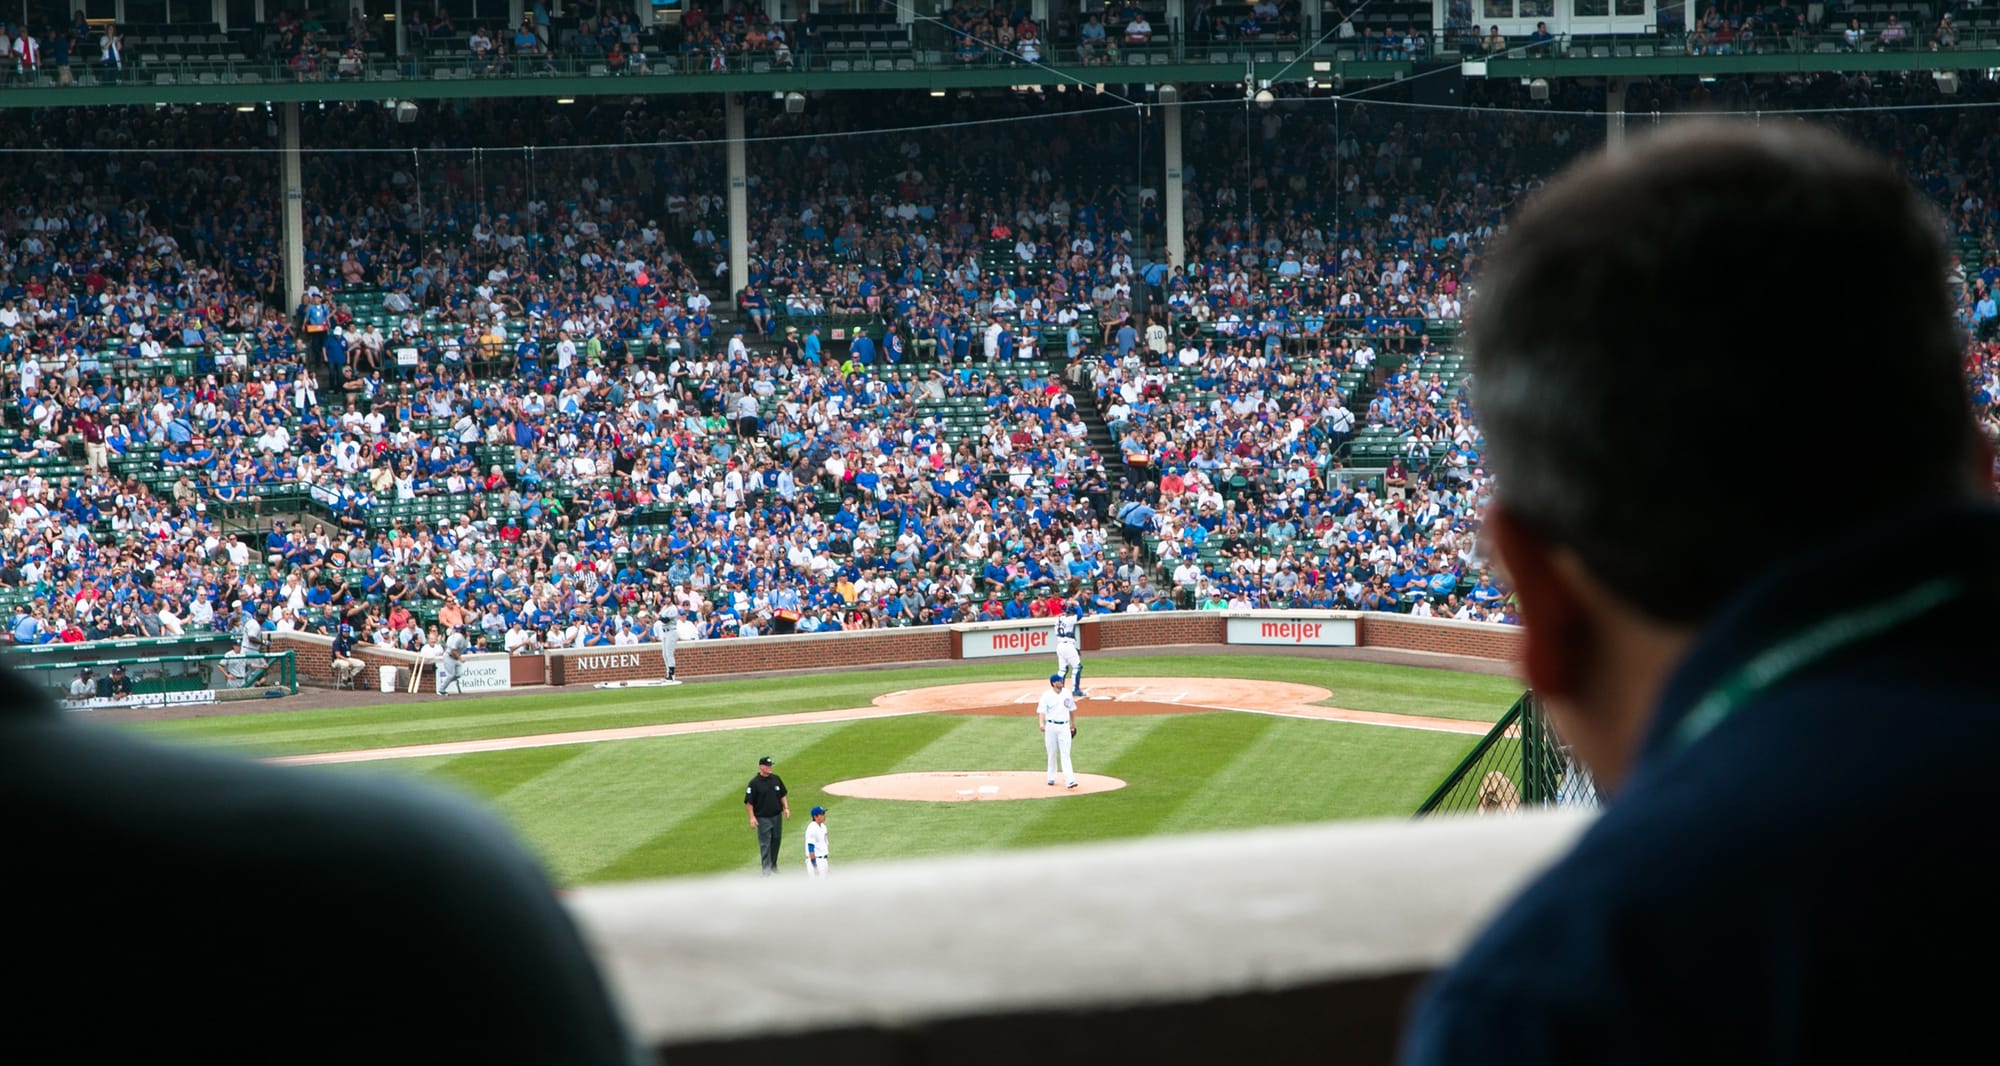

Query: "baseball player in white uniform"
(804, 805), (830, 878)
(1037, 673), (1079, 788)
(651, 606), (679, 682)
(1053, 602), (1087, 697)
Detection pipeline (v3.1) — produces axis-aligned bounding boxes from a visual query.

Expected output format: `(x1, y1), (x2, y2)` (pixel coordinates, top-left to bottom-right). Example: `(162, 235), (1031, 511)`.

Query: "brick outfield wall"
(274, 633), (425, 691)
(549, 627), (957, 686)
(1094, 613), (1228, 649)
(1356, 616), (1525, 661)
(280, 613), (1517, 690)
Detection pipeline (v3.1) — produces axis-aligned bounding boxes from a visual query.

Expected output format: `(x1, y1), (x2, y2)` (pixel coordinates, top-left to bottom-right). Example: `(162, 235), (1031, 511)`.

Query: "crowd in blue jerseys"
(4, 79), (1997, 649)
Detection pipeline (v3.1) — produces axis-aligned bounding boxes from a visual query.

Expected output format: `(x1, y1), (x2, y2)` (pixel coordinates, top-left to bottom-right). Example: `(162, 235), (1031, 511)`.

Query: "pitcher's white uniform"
(1053, 611), (1082, 687)
(1037, 676), (1078, 788)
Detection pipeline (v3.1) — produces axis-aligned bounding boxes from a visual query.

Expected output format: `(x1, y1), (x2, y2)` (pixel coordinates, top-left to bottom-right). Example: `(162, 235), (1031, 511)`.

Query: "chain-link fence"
(1415, 691), (1599, 816)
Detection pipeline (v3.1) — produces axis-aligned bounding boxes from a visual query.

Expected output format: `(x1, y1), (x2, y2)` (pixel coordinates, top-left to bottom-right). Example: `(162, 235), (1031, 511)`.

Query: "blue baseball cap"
(1049, 674), (1065, 684)
(810, 806), (826, 817)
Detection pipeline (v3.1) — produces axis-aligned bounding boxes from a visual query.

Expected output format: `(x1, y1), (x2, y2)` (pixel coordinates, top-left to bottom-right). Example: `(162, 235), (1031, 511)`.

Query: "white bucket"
(379, 665), (398, 693)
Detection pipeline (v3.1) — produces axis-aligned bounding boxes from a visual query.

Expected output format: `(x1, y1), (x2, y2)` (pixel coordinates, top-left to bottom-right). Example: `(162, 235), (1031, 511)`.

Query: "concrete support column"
(282, 102), (306, 316)
(1606, 78), (1627, 155)
(726, 92), (749, 301)
(1163, 96), (1186, 269)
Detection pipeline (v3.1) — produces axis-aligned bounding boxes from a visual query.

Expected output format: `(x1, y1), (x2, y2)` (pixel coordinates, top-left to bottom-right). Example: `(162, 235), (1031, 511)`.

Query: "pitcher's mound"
(823, 771), (1126, 802)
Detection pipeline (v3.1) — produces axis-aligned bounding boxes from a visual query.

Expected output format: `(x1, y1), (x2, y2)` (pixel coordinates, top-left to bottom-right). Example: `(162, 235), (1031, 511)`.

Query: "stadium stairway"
(1062, 375), (1127, 478)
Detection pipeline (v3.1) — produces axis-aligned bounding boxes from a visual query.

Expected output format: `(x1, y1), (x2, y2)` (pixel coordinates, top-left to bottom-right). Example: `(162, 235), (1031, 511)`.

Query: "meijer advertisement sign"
(1225, 617), (1358, 647)
(960, 624), (1054, 659)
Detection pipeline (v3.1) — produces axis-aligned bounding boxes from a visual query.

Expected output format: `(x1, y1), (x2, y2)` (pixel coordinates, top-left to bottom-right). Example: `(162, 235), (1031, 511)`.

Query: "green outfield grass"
(132, 654), (1520, 757)
(316, 711), (1482, 886)
(123, 654), (1516, 887)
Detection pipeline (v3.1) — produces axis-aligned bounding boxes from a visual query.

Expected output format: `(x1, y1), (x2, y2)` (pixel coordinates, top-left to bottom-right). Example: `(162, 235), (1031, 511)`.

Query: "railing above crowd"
(5, 1), (2000, 94)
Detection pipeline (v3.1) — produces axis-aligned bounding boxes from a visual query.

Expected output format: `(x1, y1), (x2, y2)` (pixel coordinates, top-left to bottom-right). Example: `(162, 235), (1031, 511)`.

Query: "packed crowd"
(6, 77), (2000, 652)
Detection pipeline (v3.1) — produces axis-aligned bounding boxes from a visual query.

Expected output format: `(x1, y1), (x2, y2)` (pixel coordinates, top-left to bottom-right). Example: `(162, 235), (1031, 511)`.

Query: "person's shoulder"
(7, 702), (637, 1061)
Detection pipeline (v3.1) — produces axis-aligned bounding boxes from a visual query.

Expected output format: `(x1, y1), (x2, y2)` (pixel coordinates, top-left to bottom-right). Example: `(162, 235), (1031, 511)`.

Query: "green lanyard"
(1669, 577), (1965, 755)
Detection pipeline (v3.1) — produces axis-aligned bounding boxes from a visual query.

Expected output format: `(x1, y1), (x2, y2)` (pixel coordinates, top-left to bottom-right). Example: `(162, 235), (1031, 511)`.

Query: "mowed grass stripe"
(585, 716), (956, 883)
(1175, 719), (1483, 829)
(131, 664), (1042, 755)
(828, 716), (1179, 865)
(412, 744), (594, 804)
(356, 712), (1487, 886)
(764, 716), (1168, 872)
(336, 740), (720, 883)
(1002, 713), (1280, 847)
(130, 656), (1521, 756)
(483, 742), (738, 882)
(883, 714), (1044, 776)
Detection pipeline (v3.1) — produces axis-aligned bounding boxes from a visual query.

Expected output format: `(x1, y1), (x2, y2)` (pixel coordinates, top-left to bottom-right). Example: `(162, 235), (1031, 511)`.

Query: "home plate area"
(822, 771), (1127, 801)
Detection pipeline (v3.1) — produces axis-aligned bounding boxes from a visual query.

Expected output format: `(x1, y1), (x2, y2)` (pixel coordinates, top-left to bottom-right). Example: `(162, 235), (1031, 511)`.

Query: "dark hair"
(1469, 120), (1979, 624)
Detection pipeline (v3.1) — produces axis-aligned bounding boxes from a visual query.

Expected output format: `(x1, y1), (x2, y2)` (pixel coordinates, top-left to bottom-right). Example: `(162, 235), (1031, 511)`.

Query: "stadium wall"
(1357, 615), (1525, 661)
(274, 611), (1519, 689)
(573, 809), (1592, 1066)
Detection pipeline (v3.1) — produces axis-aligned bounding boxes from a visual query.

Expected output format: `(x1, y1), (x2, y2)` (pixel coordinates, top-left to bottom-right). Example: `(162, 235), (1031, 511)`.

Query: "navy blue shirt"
(1404, 505), (2000, 1066)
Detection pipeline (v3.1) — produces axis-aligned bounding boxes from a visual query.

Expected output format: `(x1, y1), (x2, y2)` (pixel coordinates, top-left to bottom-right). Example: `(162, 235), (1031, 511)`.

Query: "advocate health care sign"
(438, 655), (512, 694)
(1225, 616), (1358, 647)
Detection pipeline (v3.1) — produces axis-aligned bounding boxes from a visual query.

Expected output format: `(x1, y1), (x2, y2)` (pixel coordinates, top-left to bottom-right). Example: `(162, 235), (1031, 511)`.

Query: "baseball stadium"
(5, 0), (2000, 1059)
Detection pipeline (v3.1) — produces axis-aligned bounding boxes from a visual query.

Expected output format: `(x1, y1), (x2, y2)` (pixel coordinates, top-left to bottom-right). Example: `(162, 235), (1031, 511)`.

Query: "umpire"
(743, 756), (790, 875)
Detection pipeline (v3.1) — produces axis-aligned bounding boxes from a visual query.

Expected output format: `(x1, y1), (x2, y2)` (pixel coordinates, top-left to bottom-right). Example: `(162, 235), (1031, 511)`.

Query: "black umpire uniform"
(744, 757), (789, 875)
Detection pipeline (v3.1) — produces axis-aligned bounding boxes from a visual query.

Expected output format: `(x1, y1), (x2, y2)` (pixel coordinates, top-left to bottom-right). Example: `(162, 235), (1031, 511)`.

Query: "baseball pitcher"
(1037, 673), (1079, 788)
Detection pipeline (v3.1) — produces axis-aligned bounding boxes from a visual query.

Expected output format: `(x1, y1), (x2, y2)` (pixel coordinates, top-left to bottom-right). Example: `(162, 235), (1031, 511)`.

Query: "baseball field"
(128, 654), (1518, 887)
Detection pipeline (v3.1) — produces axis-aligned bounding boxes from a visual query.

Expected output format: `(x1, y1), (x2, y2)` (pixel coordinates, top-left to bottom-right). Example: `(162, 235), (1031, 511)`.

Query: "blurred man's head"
(1471, 121), (1991, 786)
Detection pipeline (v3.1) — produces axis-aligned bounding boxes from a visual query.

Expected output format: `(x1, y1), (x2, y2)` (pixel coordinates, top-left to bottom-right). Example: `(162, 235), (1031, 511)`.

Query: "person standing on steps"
(1037, 674), (1079, 789)
(744, 756), (790, 874)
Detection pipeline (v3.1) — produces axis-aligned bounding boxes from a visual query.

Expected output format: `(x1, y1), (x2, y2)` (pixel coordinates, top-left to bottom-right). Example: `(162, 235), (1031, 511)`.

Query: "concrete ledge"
(568, 810), (1590, 1064)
